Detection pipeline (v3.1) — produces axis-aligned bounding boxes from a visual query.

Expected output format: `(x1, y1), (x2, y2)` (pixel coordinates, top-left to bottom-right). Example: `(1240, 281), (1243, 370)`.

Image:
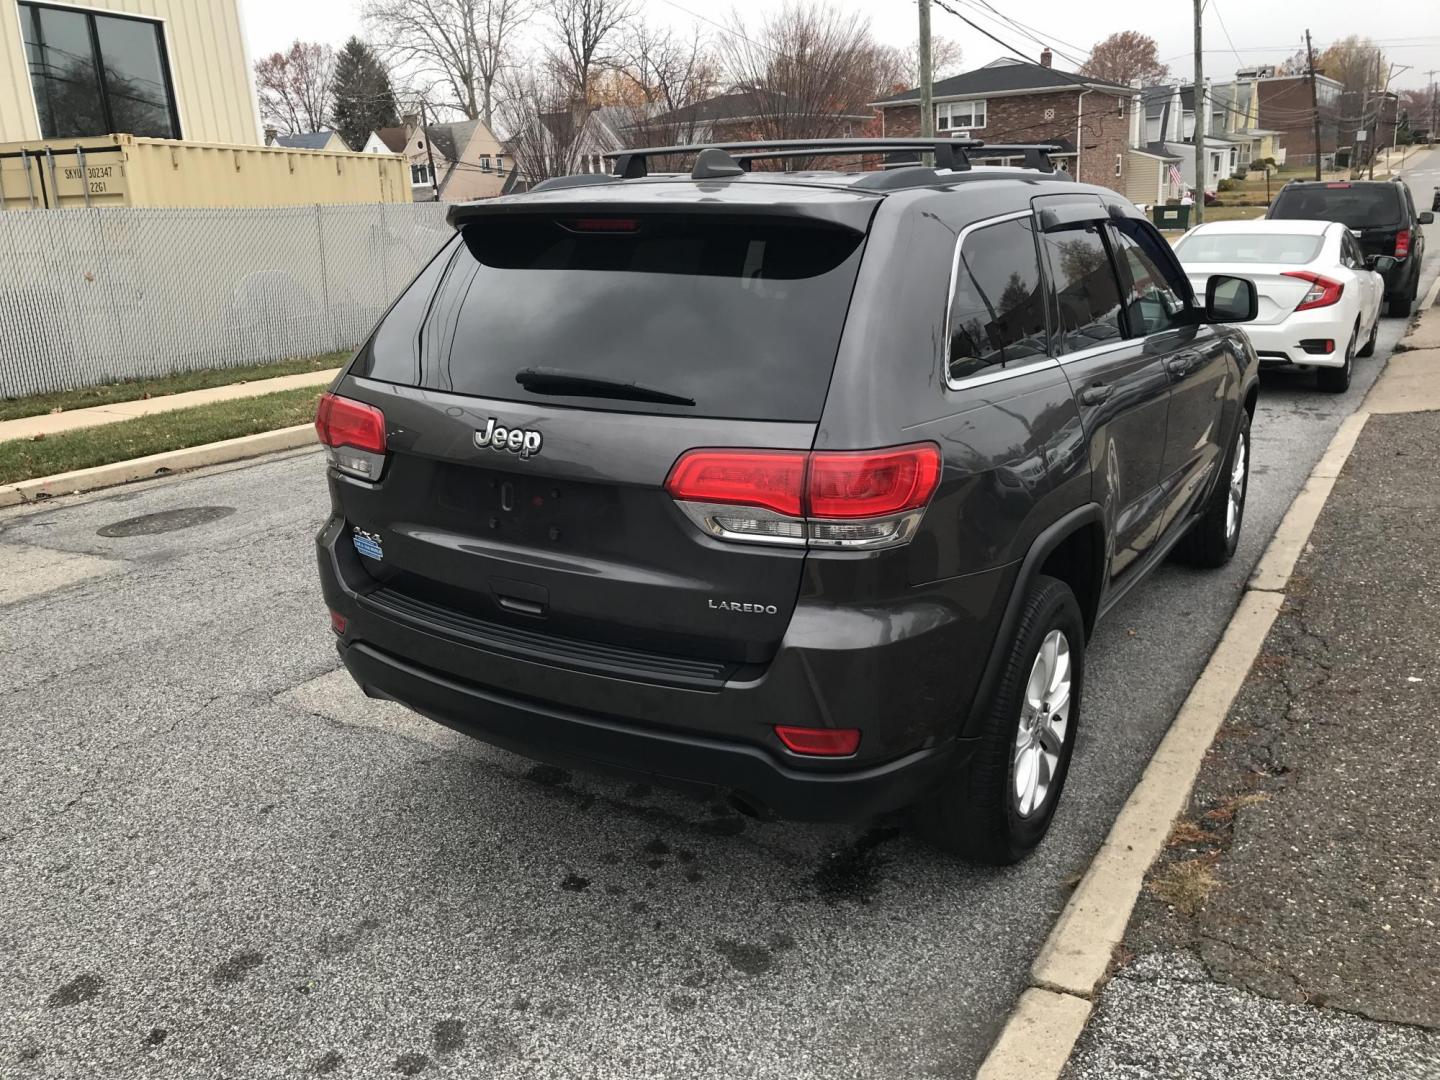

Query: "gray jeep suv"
(314, 138), (1259, 863)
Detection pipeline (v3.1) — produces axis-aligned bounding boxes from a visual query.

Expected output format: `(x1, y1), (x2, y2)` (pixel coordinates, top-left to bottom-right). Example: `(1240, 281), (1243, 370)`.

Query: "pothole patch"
(97, 506), (235, 537)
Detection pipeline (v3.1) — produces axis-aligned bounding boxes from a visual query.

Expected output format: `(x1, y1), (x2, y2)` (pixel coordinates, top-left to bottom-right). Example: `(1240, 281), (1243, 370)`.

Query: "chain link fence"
(0, 203), (453, 399)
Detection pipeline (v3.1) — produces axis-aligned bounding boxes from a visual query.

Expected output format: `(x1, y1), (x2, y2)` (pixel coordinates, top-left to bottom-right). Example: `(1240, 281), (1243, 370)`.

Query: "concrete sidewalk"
(0, 367), (337, 443)
(1061, 313), (1440, 1077)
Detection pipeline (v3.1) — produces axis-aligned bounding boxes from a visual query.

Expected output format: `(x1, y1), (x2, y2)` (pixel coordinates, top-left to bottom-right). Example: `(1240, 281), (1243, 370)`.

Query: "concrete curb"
(977, 405), (1376, 1077)
(0, 424), (317, 508)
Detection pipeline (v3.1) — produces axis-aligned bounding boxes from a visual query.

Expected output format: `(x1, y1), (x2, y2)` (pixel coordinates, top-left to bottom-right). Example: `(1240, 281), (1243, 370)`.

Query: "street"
(2, 156), (1437, 1078)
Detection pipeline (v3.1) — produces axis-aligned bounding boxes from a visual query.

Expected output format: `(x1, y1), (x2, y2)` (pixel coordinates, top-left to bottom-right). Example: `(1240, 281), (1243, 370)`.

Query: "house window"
(21, 1), (180, 140)
(480, 155), (491, 172)
(936, 99), (986, 131)
(411, 162), (432, 185)
(1115, 154), (1123, 177)
(495, 153), (503, 172)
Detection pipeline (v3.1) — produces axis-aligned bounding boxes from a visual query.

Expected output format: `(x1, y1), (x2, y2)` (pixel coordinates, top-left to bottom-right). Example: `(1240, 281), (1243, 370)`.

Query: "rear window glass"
(1175, 231), (1325, 265)
(359, 215), (866, 422)
(1269, 184), (1402, 229)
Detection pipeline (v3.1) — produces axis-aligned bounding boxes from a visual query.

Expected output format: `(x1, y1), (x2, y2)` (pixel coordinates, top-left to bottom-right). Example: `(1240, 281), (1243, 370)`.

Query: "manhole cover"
(97, 506), (236, 537)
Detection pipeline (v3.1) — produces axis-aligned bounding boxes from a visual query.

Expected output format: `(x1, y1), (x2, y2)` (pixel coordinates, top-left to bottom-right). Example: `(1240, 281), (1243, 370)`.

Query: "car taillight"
(315, 391), (387, 480)
(664, 443), (941, 550)
(774, 725), (861, 756)
(1395, 229), (1410, 258)
(1283, 271), (1344, 312)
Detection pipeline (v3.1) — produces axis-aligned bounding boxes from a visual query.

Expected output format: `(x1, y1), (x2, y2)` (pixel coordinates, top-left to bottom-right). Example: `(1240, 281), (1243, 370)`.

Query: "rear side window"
(1175, 231), (1325, 265)
(360, 214), (865, 422)
(1270, 184), (1402, 229)
(1039, 225), (1124, 355)
(947, 216), (1049, 382)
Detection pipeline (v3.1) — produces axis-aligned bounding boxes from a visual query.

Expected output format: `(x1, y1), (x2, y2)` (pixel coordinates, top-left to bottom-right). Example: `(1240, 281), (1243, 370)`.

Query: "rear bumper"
(1246, 310), (1356, 368)
(338, 638), (962, 821)
(315, 514), (1003, 822)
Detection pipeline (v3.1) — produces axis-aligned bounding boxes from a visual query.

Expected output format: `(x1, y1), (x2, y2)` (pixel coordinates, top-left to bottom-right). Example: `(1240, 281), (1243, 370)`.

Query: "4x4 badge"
(475, 418), (543, 459)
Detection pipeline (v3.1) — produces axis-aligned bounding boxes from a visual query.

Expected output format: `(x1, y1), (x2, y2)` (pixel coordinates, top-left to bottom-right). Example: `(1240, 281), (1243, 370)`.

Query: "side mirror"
(1419, 211), (1435, 225)
(1368, 254), (1398, 274)
(1206, 275), (1258, 323)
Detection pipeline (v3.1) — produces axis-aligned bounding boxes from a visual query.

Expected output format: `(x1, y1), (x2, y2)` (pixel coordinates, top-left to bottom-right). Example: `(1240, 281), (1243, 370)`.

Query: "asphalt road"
(2, 155), (1437, 1080)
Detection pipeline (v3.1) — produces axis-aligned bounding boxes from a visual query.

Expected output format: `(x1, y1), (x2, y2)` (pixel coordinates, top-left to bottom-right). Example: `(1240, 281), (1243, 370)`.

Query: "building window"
(480, 155), (491, 171)
(1115, 154), (1123, 177)
(21, 2), (180, 140)
(936, 99), (986, 131)
(411, 162), (433, 185)
(495, 153), (503, 171)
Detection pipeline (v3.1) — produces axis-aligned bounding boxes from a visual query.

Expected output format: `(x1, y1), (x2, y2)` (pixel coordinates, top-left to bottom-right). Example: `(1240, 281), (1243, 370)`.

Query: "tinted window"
(1040, 226), (1124, 354)
(1270, 184), (1402, 229)
(361, 215), (865, 422)
(1109, 225), (1188, 337)
(947, 216), (1049, 381)
(1175, 232), (1325, 265)
(21, 2), (178, 139)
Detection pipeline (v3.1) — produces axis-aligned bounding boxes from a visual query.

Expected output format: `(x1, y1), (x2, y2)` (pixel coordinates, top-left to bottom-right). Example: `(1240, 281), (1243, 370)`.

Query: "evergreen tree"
(330, 38), (400, 151)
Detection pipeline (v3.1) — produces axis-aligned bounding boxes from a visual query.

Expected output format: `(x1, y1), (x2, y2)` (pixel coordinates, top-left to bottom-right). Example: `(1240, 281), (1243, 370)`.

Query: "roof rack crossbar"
(606, 138), (987, 178)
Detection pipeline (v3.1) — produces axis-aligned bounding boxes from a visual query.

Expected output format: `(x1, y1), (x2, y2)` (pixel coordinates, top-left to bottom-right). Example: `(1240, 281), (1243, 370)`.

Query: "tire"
(1358, 314), (1378, 358)
(1175, 408), (1250, 568)
(913, 576), (1084, 864)
(1316, 324), (1356, 393)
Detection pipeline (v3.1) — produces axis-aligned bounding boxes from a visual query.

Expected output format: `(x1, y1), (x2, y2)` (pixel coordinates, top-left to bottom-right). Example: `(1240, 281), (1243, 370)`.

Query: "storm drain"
(97, 506), (235, 537)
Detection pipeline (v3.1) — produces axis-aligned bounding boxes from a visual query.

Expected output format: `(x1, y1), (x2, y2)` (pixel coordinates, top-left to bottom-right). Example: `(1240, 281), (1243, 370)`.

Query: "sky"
(239, 0), (1440, 94)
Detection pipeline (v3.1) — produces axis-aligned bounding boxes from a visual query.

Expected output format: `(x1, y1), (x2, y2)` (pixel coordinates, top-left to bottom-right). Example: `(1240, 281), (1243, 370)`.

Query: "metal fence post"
(314, 203), (336, 351)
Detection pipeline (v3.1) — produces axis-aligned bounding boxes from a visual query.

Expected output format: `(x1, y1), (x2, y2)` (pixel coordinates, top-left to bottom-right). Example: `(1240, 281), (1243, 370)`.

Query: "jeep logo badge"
(475, 418), (543, 459)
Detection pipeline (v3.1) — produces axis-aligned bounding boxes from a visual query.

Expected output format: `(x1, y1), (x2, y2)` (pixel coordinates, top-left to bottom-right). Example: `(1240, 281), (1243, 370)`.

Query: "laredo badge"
(351, 528), (384, 561)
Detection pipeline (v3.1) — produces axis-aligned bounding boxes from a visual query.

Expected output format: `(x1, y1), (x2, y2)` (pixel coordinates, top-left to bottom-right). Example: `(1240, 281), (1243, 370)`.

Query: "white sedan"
(1173, 219), (1388, 393)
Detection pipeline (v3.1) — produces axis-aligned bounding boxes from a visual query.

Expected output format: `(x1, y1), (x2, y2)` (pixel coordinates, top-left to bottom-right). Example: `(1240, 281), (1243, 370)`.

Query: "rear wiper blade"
(514, 367), (696, 406)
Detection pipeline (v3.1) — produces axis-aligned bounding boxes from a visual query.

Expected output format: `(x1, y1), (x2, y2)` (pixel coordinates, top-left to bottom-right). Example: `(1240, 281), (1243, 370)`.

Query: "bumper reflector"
(1299, 339), (1336, 355)
(775, 725), (861, 756)
(330, 610), (347, 635)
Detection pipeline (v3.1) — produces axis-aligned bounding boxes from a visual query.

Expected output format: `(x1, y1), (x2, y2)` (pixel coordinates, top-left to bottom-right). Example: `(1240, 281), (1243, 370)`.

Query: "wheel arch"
(962, 504), (1106, 738)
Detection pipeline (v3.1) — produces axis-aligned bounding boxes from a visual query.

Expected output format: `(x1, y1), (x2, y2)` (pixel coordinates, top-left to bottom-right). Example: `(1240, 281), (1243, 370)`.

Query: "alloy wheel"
(1013, 629), (1071, 817)
(1226, 430), (1247, 540)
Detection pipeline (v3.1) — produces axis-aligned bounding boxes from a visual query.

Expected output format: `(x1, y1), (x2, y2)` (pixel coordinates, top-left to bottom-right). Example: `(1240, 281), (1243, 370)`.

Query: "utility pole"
(1306, 30), (1322, 180)
(918, 0), (934, 141)
(1193, 0), (1205, 224)
(1427, 69), (1438, 145)
(420, 99), (440, 201)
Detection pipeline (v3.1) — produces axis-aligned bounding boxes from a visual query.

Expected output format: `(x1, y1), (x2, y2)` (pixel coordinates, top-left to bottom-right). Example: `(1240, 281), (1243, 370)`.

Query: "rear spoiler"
(446, 194), (879, 235)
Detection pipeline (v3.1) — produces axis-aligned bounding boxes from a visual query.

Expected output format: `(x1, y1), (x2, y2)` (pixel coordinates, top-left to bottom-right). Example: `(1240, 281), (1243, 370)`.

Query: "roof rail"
(606, 138), (986, 178)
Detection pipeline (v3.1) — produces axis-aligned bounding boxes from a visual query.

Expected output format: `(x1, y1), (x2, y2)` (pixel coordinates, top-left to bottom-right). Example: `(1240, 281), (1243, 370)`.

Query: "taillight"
(664, 443), (941, 550)
(315, 392), (387, 480)
(1395, 229), (1410, 258)
(1283, 271), (1344, 312)
(774, 725), (861, 756)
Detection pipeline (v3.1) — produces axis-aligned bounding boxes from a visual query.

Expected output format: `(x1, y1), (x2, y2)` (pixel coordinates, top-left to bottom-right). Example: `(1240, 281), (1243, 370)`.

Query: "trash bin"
(1151, 204), (1191, 230)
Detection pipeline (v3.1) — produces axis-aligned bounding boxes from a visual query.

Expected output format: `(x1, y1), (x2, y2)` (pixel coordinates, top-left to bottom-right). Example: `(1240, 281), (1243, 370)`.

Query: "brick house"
(1255, 73), (1343, 167)
(871, 54), (1138, 193)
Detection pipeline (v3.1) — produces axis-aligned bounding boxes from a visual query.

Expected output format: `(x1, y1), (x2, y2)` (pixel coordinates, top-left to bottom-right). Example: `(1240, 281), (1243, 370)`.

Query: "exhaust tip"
(726, 792), (777, 822)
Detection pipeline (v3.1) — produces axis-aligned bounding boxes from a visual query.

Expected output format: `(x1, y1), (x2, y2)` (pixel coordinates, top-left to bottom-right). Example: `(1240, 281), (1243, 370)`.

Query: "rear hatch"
(1269, 182), (1405, 259)
(327, 189), (876, 675)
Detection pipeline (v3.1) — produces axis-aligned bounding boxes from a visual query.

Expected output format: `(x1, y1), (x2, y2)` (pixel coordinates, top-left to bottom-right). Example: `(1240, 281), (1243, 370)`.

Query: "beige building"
(371, 116), (510, 202)
(0, 0), (414, 209)
(1, 0), (261, 146)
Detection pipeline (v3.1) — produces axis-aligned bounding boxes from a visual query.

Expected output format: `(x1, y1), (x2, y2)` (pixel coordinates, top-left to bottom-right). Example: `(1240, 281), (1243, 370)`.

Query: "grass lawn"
(0, 351), (347, 424)
(0, 385), (321, 486)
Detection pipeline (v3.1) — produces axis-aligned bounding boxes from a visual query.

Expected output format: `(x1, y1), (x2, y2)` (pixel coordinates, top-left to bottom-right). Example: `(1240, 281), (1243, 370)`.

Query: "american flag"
(1168, 164), (1186, 189)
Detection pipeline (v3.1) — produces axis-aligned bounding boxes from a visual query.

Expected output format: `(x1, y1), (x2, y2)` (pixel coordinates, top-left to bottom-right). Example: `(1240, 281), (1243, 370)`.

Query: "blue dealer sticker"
(351, 528), (383, 561)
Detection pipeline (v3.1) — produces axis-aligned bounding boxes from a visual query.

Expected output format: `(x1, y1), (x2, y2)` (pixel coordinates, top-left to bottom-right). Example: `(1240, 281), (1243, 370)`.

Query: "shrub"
(1217, 177), (1237, 192)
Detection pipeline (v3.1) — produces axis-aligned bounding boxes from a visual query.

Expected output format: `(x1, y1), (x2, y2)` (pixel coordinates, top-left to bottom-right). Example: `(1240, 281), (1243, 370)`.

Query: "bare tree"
(605, 24), (717, 149)
(545, 0), (638, 105)
(1080, 31), (1169, 87)
(255, 41), (336, 134)
(872, 36), (963, 95)
(717, 3), (884, 146)
(499, 65), (587, 184)
(364, 0), (531, 127)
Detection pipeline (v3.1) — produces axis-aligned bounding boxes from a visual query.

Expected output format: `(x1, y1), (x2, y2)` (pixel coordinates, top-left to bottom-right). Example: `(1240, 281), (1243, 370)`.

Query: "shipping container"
(0, 135), (412, 211)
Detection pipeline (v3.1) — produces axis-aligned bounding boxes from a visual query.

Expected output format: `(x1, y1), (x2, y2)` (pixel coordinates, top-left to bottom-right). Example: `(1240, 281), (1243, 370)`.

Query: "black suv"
(315, 139), (1259, 863)
(1267, 177), (1433, 316)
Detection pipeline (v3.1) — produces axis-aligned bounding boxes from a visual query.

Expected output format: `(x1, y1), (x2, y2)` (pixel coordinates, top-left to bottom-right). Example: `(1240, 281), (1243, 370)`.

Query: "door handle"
(1166, 351), (1202, 377)
(1078, 383), (1112, 406)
